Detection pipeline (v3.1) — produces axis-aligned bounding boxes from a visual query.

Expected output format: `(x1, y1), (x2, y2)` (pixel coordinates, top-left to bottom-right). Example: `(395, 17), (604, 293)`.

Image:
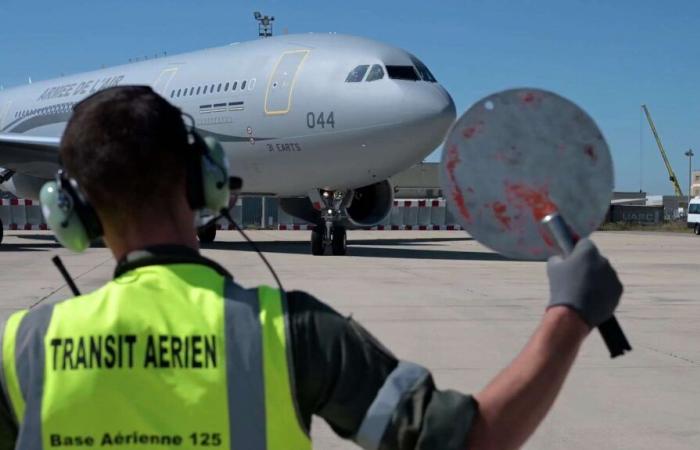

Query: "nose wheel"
(310, 189), (349, 255)
(310, 224), (347, 255)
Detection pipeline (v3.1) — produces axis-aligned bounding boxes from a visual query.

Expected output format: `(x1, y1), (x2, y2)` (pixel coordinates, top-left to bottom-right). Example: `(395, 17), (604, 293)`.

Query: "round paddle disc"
(440, 88), (613, 260)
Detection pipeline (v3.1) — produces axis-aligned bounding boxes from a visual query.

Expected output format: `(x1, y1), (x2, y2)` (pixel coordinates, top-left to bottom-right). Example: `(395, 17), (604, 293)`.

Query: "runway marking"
(30, 255), (113, 308)
(639, 345), (699, 366)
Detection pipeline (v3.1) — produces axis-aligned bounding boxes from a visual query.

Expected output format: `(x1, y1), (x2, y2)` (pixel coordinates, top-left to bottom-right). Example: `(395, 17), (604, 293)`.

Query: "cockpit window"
(346, 65), (369, 82)
(366, 64), (385, 82)
(386, 65), (420, 81)
(410, 56), (437, 82)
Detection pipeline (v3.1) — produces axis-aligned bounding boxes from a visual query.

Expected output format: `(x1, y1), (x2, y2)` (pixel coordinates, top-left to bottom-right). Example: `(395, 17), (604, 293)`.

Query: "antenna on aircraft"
(254, 11), (275, 38)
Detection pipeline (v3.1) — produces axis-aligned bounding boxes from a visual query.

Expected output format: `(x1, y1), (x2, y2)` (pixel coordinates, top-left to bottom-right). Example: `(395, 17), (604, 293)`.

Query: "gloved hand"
(546, 238), (623, 328)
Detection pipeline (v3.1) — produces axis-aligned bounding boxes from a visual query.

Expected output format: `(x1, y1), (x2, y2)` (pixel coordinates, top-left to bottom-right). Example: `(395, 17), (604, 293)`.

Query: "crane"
(641, 104), (684, 197)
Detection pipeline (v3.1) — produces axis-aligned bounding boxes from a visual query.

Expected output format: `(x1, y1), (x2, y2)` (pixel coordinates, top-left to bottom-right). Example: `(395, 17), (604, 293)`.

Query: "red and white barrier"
(0, 198), (46, 230)
(275, 199), (461, 231)
(0, 197), (463, 231)
(369, 225), (463, 231)
(392, 199), (446, 208)
(278, 224), (315, 231)
(0, 199), (35, 206)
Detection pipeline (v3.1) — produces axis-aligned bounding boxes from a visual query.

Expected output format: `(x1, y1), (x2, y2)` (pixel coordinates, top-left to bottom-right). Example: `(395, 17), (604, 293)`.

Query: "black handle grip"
(541, 213), (631, 359)
(598, 316), (632, 358)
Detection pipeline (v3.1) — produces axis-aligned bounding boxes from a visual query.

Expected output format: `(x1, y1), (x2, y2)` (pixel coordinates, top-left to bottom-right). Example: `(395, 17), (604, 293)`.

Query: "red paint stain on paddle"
(520, 91), (541, 105)
(539, 228), (556, 248)
(505, 183), (557, 221)
(491, 202), (511, 230)
(584, 145), (598, 162)
(462, 121), (485, 139)
(505, 183), (558, 249)
(445, 144), (472, 223)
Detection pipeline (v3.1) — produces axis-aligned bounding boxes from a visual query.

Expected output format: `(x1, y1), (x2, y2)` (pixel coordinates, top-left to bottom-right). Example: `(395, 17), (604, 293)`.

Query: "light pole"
(685, 148), (694, 208)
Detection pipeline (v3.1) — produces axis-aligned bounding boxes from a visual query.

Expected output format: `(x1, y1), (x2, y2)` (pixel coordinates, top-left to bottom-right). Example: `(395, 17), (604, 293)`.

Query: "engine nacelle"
(344, 180), (394, 227)
(280, 180), (394, 228)
(0, 173), (47, 201)
(279, 197), (321, 224)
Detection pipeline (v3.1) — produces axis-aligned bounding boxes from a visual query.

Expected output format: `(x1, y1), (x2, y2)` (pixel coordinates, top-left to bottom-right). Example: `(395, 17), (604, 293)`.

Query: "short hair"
(60, 86), (190, 221)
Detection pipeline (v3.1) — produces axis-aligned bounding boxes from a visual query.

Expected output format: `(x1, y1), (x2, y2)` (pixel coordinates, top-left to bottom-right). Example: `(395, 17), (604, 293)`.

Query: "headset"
(40, 116), (234, 253)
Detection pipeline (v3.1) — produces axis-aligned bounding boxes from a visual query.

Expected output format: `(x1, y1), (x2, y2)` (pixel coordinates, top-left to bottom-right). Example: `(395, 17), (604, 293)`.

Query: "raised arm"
(467, 239), (623, 450)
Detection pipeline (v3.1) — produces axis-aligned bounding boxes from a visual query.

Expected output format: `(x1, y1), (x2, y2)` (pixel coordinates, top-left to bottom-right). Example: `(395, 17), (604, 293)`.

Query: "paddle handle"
(541, 214), (631, 358)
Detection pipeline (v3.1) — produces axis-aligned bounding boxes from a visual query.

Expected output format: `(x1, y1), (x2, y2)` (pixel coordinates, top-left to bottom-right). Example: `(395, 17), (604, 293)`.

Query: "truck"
(689, 197), (700, 235)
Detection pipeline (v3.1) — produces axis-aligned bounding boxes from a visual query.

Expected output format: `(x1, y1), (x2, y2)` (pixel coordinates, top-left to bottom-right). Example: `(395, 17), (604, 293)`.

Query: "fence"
(1, 197), (463, 230)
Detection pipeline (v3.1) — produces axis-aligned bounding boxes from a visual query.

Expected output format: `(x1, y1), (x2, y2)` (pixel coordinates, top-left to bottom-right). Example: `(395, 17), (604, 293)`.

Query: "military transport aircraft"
(0, 33), (455, 255)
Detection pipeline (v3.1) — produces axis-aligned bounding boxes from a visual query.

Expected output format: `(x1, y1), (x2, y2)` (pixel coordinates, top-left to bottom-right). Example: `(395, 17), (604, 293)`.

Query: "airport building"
(692, 171), (700, 197)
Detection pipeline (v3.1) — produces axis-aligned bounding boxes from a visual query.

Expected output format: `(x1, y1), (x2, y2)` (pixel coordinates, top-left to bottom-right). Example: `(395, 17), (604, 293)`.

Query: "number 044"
(306, 112), (335, 129)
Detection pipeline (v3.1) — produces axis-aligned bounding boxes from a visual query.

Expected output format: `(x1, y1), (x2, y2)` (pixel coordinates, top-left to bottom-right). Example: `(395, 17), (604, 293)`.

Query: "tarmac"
(0, 229), (698, 449)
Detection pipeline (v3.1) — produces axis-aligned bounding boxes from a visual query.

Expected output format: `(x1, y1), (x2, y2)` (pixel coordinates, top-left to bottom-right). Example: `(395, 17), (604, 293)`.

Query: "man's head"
(60, 86), (191, 220)
(60, 86), (198, 256)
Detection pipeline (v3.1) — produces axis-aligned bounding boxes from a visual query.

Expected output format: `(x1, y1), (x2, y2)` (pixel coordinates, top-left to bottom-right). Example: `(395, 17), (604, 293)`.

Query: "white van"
(688, 197), (700, 235)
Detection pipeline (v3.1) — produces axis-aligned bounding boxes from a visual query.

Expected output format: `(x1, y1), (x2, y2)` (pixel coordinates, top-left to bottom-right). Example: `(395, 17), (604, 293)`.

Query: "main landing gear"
(310, 190), (348, 256)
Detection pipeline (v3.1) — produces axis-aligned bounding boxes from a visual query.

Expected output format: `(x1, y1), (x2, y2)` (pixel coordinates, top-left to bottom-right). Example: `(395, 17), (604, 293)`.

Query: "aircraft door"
(152, 68), (178, 96)
(265, 50), (310, 115)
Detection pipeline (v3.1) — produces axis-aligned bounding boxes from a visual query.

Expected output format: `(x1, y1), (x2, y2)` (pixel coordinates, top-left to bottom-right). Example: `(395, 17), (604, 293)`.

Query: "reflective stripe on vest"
(1, 310), (28, 424)
(0, 264), (310, 450)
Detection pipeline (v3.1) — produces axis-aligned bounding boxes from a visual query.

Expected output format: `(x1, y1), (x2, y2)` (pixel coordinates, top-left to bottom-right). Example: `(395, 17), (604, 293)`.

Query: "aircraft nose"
(400, 85), (457, 143)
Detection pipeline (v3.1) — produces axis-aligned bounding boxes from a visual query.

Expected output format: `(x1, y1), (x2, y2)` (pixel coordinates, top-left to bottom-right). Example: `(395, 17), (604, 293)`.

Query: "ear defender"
(40, 171), (103, 253)
(184, 129), (232, 212)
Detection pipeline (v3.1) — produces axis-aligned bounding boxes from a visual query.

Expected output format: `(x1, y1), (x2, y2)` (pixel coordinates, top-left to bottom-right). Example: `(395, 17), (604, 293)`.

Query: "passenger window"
(232, 81), (238, 90)
(386, 65), (420, 81)
(241, 80), (247, 90)
(197, 87), (201, 95)
(177, 89), (181, 97)
(366, 64), (385, 82)
(171, 90), (175, 98)
(410, 56), (437, 82)
(210, 84), (215, 92)
(346, 65), (369, 82)
(190, 87), (195, 95)
(203, 86), (208, 94)
(225, 82), (230, 91)
(249, 78), (256, 90)
(217, 83), (222, 92)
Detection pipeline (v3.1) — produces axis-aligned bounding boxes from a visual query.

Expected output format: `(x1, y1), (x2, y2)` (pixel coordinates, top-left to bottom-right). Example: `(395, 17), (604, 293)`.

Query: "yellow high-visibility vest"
(0, 263), (311, 450)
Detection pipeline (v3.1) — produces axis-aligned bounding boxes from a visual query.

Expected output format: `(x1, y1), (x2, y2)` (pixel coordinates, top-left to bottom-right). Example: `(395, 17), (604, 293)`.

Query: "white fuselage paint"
(0, 33), (456, 198)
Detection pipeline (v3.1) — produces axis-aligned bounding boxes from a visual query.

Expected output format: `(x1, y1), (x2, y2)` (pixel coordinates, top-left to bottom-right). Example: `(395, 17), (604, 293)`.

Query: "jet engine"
(344, 180), (394, 227)
(279, 180), (394, 228)
(0, 172), (46, 201)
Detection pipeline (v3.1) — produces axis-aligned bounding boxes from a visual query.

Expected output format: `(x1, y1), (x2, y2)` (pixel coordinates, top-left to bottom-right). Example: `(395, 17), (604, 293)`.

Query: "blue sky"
(1, 0), (698, 194)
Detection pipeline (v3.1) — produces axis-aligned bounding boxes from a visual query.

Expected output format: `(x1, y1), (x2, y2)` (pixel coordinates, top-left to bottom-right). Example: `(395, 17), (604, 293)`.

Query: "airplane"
(0, 33), (456, 255)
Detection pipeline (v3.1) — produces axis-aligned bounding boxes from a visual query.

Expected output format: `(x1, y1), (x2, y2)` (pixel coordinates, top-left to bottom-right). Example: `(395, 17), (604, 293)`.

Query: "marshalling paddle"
(440, 88), (631, 358)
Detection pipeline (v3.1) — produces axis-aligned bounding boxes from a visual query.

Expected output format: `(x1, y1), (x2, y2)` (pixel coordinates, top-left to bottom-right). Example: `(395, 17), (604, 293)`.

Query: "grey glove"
(547, 238), (623, 328)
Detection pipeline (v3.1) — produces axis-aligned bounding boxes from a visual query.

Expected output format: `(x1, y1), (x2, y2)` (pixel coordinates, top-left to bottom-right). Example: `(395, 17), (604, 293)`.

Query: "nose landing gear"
(310, 190), (348, 255)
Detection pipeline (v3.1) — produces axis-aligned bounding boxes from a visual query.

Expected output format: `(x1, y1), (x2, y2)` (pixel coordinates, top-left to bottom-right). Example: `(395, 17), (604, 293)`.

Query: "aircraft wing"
(0, 133), (60, 177)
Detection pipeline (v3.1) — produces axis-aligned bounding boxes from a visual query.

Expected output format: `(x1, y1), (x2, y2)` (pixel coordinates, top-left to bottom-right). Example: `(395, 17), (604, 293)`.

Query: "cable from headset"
(219, 208), (284, 292)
